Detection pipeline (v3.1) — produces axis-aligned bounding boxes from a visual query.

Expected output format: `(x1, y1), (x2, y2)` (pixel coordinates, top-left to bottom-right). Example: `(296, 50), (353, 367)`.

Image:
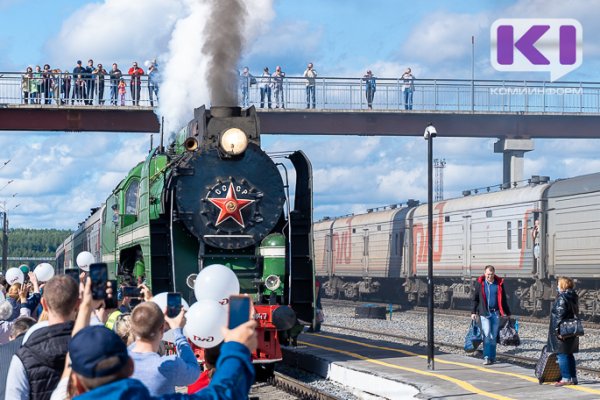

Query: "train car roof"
(545, 172), (600, 198)
(330, 207), (409, 227)
(412, 184), (549, 217)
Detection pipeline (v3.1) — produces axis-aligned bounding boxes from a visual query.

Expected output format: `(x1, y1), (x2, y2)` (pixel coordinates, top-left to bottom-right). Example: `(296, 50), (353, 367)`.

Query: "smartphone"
(129, 298), (142, 309)
(89, 263), (108, 300)
(167, 292), (182, 318)
(104, 280), (118, 309)
(228, 295), (251, 329)
(122, 286), (142, 298)
(65, 268), (79, 283)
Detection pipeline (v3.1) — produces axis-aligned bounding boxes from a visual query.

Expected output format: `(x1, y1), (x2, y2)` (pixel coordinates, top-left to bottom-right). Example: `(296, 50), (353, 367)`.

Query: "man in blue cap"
(67, 321), (257, 399)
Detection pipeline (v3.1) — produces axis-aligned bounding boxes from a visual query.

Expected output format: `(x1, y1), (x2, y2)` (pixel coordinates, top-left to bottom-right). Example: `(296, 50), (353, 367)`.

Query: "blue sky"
(2, 0), (600, 229)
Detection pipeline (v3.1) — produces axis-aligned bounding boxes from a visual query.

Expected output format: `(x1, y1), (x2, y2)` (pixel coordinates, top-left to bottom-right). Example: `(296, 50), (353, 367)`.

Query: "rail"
(1, 72), (600, 113)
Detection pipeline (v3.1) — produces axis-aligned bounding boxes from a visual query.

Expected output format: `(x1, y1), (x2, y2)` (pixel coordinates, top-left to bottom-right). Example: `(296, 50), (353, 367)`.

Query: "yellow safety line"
(299, 340), (514, 400)
(304, 333), (600, 395)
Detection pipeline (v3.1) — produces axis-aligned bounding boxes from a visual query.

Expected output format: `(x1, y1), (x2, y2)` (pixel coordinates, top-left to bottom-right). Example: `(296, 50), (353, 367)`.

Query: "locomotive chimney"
(210, 106), (242, 118)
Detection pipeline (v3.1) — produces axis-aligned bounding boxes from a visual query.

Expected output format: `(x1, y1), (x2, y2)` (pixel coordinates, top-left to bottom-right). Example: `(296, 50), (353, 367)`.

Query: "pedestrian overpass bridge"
(2, 74), (600, 185)
(1, 73), (600, 138)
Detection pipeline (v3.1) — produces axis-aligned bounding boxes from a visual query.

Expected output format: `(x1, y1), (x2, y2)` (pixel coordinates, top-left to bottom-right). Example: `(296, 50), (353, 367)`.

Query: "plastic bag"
(316, 309), (324, 323)
(464, 320), (483, 352)
(498, 317), (521, 346)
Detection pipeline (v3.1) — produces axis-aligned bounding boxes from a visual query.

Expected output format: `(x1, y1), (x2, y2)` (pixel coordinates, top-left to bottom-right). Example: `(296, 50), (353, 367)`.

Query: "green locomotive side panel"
(149, 154), (168, 220)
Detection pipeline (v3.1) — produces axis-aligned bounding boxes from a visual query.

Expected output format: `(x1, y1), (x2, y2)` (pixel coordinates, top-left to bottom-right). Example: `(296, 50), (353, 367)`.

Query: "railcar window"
(486, 210), (492, 217)
(506, 221), (512, 249)
(125, 180), (140, 215)
(445, 216), (450, 222)
(517, 220), (523, 249)
(377, 225), (381, 231)
(352, 228), (356, 233)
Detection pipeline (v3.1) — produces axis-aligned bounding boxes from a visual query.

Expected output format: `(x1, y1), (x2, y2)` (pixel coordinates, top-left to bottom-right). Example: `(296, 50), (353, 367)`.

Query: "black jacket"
(16, 321), (74, 400)
(0, 333), (25, 400)
(547, 290), (579, 354)
(471, 275), (511, 317)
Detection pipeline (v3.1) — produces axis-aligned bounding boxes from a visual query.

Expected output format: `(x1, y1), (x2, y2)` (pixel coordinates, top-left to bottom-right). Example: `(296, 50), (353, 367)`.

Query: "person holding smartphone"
(129, 300), (200, 395)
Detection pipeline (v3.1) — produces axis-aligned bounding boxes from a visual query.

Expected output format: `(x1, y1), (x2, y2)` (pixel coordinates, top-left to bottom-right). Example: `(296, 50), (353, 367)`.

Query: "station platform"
(281, 330), (600, 400)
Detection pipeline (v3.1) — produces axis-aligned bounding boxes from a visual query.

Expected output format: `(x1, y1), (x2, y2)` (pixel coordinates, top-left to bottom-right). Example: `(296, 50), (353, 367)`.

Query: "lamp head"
(424, 124), (437, 139)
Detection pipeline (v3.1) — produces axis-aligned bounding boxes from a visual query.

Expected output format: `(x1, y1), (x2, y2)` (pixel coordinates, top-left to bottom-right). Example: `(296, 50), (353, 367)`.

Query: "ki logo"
(491, 19), (582, 81)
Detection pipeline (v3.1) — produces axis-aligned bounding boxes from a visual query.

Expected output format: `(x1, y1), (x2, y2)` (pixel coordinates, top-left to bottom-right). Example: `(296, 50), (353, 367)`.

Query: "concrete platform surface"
(282, 330), (600, 400)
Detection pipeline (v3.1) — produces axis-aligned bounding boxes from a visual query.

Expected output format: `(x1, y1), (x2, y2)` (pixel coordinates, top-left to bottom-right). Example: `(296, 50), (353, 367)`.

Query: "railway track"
(323, 298), (600, 331)
(268, 372), (345, 400)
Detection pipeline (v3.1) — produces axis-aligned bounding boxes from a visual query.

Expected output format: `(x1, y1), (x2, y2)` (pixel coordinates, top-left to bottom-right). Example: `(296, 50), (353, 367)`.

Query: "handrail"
(1, 72), (599, 113)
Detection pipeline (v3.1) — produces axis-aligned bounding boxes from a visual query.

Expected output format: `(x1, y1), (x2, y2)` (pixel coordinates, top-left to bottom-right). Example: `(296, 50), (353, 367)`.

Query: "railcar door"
(463, 213), (472, 277)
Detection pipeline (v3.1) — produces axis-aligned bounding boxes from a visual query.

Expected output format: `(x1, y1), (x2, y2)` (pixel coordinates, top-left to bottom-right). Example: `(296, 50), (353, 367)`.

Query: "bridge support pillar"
(494, 139), (534, 187)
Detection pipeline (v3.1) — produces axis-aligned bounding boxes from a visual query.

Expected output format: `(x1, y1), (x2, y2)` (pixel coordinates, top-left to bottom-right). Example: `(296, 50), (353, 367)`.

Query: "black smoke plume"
(202, 0), (247, 106)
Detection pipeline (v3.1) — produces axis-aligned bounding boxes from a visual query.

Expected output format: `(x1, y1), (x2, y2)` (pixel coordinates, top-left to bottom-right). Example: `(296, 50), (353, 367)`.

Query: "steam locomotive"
(314, 172), (600, 318)
(56, 105), (315, 365)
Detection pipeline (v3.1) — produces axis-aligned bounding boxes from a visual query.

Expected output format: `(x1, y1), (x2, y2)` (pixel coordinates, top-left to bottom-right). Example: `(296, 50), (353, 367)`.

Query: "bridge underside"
(0, 106), (160, 133)
(1, 107), (600, 139)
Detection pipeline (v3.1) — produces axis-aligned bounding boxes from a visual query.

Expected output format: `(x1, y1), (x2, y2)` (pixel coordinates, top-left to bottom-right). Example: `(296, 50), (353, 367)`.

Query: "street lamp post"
(424, 123), (437, 370)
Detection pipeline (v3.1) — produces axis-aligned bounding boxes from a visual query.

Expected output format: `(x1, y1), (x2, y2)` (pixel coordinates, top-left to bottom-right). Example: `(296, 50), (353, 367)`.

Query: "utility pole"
(1, 211), (8, 272)
(434, 159), (446, 201)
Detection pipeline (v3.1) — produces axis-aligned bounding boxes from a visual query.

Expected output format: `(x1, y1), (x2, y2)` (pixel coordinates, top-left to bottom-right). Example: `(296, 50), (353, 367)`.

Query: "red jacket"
(472, 275), (511, 317)
(128, 67), (145, 85)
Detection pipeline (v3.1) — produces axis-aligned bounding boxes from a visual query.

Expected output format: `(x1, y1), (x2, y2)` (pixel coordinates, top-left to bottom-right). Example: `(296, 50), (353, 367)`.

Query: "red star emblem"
(208, 183), (255, 227)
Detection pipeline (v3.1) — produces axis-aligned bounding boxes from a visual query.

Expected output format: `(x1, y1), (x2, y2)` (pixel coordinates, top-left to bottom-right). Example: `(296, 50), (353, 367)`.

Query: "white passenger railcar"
(314, 172), (600, 317)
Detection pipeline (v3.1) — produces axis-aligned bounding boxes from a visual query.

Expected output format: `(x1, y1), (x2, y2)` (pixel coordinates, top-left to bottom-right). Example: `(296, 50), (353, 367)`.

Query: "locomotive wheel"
(354, 305), (387, 319)
(254, 363), (275, 382)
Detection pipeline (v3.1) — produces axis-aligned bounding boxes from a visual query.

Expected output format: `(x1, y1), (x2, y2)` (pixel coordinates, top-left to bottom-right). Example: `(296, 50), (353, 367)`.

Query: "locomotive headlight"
(220, 128), (248, 155)
(265, 274), (281, 291)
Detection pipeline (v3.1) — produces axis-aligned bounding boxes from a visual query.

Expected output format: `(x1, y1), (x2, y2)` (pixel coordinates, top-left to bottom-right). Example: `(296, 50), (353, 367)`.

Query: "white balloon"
(150, 292), (190, 312)
(34, 263), (55, 282)
(194, 264), (240, 305)
(5, 267), (24, 285)
(0, 290), (5, 303)
(76, 251), (95, 272)
(183, 299), (226, 348)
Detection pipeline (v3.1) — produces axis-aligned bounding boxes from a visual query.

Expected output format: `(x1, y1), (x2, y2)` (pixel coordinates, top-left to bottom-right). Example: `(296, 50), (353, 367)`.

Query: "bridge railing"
(1, 72), (600, 113)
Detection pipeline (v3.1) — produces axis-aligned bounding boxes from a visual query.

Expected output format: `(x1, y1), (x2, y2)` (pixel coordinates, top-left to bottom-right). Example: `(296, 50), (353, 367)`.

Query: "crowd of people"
(20, 60), (160, 107)
(239, 63), (416, 110)
(0, 269), (257, 399)
(471, 265), (581, 386)
(18, 60), (419, 110)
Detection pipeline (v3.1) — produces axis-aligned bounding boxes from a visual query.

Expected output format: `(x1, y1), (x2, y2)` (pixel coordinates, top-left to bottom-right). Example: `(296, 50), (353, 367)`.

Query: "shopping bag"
(498, 317), (521, 346)
(464, 320), (483, 352)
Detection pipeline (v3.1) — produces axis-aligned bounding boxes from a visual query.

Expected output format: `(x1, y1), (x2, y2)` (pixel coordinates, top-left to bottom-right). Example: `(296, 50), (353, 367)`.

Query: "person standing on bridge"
(110, 63), (123, 106)
(272, 65), (285, 108)
(239, 67), (255, 108)
(471, 265), (511, 366)
(303, 62), (317, 109)
(401, 67), (415, 110)
(85, 59), (96, 105)
(128, 61), (145, 106)
(21, 66), (35, 104)
(259, 67), (272, 109)
(94, 63), (108, 105)
(148, 62), (160, 107)
(72, 60), (86, 105)
(363, 70), (376, 109)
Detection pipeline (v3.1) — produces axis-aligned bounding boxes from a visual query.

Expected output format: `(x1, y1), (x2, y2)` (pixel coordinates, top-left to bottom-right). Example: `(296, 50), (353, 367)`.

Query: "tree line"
(7, 228), (72, 257)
